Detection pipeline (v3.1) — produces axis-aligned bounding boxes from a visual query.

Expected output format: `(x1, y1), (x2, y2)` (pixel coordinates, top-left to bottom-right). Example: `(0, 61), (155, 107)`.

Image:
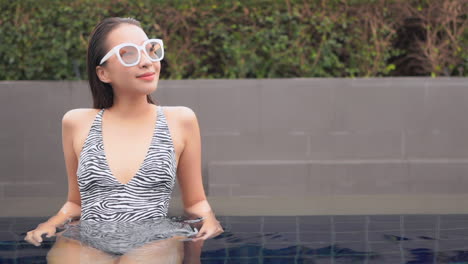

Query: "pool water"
(1, 214), (467, 264)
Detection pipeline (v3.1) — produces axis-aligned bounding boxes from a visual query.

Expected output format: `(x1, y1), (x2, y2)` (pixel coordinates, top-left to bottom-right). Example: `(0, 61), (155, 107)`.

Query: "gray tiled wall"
(0, 78), (467, 202)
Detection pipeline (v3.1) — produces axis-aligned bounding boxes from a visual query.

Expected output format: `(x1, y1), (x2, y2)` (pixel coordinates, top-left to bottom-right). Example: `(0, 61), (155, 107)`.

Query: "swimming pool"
(1, 214), (467, 263)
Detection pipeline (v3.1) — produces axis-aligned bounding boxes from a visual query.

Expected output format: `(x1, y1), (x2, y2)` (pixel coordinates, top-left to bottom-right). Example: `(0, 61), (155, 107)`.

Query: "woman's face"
(96, 24), (161, 97)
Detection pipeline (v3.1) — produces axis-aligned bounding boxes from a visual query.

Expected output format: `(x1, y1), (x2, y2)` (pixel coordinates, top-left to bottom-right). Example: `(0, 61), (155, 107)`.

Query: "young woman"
(24, 17), (223, 263)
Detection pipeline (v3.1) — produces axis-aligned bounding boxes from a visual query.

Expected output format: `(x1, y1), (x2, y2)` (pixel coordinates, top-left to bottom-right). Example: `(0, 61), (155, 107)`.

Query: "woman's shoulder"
(62, 108), (101, 129)
(163, 106), (198, 125)
(162, 105), (194, 115)
(162, 106), (199, 150)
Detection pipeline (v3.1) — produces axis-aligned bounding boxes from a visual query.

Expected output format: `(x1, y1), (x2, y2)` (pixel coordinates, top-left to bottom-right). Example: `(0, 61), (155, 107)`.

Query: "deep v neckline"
(99, 105), (160, 186)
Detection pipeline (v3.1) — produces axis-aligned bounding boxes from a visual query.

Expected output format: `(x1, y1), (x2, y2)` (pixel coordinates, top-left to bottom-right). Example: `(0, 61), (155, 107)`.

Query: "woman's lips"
(137, 73), (155, 81)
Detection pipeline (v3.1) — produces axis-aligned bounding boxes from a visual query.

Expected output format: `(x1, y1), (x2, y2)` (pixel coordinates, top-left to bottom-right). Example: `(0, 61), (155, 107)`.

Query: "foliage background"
(0, 0), (466, 80)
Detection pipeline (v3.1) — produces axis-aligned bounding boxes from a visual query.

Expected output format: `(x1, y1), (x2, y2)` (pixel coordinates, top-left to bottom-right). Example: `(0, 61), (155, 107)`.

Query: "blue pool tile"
(334, 222), (365, 232)
(227, 216), (262, 223)
(368, 253), (404, 264)
(262, 244), (298, 257)
(16, 240), (53, 252)
(368, 221), (400, 231)
(227, 222), (261, 233)
(0, 231), (20, 241)
(297, 256), (332, 264)
(263, 216), (297, 223)
(201, 248), (227, 259)
(404, 221), (436, 230)
(333, 242), (368, 256)
(202, 239), (227, 258)
(402, 240), (436, 252)
(0, 217), (15, 228)
(403, 215), (438, 222)
(298, 216), (331, 224)
(262, 256), (296, 264)
(0, 240), (18, 251)
(368, 241), (402, 254)
(0, 223), (13, 233)
(298, 232), (331, 243)
(404, 229), (437, 240)
(436, 250), (468, 263)
(0, 246), (17, 264)
(440, 228), (468, 240)
(214, 230), (233, 241)
(336, 258), (368, 264)
(404, 249), (435, 264)
(299, 222), (331, 232)
(226, 257), (260, 264)
(227, 244), (261, 258)
(224, 232), (262, 244)
(263, 221), (297, 232)
(0, 258), (16, 264)
(440, 214), (468, 222)
(298, 244), (315, 257)
(438, 239), (468, 251)
(15, 240), (51, 264)
(10, 225), (41, 235)
(299, 244), (333, 257)
(441, 220), (468, 229)
(16, 255), (47, 264)
(11, 217), (48, 228)
(333, 215), (366, 223)
(334, 231), (365, 242)
(264, 232), (297, 244)
(201, 258), (226, 264)
(334, 255), (369, 263)
(3, 215), (468, 263)
(367, 254), (406, 264)
(367, 230), (401, 242)
(368, 215), (401, 222)
(213, 215), (229, 223)
(380, 233), (409, 242)
(16, 249), (49, 261)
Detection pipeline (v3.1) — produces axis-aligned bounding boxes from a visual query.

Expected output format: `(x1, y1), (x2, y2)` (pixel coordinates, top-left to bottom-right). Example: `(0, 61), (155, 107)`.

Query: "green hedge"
(0, 0), (466, 80)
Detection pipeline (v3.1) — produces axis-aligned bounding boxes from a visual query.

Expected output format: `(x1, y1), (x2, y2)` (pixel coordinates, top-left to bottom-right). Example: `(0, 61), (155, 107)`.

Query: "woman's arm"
(44, 201), (81, 228)
(24, 110), (83, 245)
(45, 110), (84, 226)
(176, 107), (223, 240)
(176, 107), (210, 217)
(47, 110), (83, 226)
(55, 110), (83, 222)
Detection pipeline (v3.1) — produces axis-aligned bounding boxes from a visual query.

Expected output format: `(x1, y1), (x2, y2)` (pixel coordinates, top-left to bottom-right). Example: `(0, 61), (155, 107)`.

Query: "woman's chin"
(145, 81), (159, 94)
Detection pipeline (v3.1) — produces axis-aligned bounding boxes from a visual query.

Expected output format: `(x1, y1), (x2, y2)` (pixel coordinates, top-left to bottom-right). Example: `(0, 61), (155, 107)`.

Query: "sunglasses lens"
(119, 46), (139, 65)
(146, 41), (163, 61)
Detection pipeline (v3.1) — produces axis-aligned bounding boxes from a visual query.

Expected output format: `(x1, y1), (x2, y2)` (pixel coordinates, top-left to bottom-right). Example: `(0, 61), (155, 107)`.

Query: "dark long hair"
(87, 17), (156, 109)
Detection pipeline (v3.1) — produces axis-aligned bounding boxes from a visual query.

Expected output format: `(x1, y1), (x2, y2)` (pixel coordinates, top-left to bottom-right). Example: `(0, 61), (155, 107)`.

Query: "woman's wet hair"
(87, 17), (156, 109)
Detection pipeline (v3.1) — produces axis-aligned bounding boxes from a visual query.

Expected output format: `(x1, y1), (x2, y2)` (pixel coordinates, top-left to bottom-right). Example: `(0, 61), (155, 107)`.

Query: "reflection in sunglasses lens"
(120, 46), (139, 64)
(147, 41), (162, 60)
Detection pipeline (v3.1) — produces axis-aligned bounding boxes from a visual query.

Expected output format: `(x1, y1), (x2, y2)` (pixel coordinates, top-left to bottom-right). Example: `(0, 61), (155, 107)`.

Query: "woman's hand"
(191, 215), (224, 242)
(24, 222), (57, 246)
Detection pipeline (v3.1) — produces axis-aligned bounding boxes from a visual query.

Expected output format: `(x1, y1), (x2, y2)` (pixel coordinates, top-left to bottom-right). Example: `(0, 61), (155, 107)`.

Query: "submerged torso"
(76, 105), (178, 222)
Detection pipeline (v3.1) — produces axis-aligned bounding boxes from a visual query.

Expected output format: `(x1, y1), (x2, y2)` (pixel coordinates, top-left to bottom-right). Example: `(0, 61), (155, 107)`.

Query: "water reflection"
(47, 216), (205, 264)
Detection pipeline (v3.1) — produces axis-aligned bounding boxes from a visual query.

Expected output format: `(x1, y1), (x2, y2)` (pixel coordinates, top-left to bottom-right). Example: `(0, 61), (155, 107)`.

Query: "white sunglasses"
(99, 38), (164, 67)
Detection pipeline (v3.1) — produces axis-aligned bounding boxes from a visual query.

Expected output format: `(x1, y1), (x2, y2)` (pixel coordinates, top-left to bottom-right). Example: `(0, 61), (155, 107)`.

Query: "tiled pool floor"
(1, 214), (468, 264)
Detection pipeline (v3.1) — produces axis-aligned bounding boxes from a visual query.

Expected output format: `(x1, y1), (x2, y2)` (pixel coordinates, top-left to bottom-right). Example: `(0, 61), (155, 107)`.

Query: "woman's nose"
(139, 51), (152, 67)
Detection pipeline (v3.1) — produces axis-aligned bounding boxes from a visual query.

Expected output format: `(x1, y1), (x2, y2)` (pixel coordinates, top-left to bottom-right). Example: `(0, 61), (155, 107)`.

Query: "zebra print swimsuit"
(77, 105), (177, 222)
(60, 105), (201, 256)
